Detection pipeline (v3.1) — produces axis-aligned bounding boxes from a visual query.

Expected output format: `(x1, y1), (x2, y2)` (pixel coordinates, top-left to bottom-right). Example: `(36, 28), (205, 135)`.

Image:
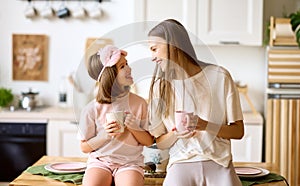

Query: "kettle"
(20, 88), (39, 110)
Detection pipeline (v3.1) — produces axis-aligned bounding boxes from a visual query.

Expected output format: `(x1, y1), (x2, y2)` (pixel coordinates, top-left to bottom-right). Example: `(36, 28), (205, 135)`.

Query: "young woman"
(78, 45), (153, 186)
(147, 19), (244, 186)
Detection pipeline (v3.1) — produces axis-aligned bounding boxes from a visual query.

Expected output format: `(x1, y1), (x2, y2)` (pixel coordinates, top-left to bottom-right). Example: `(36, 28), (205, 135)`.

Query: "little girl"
(78, 45), (153, 186)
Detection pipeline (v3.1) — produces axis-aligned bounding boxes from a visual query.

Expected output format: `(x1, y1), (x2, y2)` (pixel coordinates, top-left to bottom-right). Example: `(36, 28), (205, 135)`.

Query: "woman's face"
(148, 36), (168, 71)
(116, 55), (133, 87)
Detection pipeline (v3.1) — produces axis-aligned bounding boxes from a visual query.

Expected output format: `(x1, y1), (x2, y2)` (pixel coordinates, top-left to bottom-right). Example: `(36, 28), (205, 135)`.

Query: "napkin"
(26, 164), (83, 185)
(240, 173), (287, 186)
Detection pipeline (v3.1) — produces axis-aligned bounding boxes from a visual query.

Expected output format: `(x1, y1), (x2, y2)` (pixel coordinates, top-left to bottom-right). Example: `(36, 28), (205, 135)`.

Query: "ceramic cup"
(175, 111), (196, 132)
(106, 111), (126, 133)
(40, 6), (54, 19)
(24, 5), (37, 18)
(72, 7), (86, 19)
(56, 7), (70, 18)
(88, 7), (102, 18)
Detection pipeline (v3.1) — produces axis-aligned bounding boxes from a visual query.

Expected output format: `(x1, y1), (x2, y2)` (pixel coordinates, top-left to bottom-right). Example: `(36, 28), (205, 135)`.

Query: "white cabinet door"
(197, 0), (263, 46)
(231, 113), (263, 162)
(47, 120), (87, 157)
(134, 0), (197, 36)
(135, 0), (263, 46)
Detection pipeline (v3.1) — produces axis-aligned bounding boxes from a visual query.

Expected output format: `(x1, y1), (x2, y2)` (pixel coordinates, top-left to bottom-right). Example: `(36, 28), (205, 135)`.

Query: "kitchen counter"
(0, 106), (75, 121)
(9, 156), (287, 186)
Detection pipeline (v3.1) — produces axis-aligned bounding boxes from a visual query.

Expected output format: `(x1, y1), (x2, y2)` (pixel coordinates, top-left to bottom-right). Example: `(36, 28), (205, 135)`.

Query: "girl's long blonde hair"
(87, 53), (126, 104)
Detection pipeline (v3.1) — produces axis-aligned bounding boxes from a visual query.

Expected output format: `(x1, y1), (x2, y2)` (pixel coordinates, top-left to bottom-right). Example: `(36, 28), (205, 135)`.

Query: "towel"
(25, 164), (84, 185)
(240, 173), (287, 186)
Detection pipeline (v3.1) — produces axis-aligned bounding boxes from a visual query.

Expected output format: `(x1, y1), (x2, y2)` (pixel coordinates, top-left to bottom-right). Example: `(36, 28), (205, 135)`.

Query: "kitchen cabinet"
(231, 112), (263, 162)
(197, 0), (263, 46)
(134, 0), (263, 46)
(47, 120), (87, 158)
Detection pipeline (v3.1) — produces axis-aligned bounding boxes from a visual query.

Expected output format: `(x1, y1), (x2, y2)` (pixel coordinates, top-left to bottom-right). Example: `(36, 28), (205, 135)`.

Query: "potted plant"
(0, 87), (14, 109)
(290, 10), (300, 47)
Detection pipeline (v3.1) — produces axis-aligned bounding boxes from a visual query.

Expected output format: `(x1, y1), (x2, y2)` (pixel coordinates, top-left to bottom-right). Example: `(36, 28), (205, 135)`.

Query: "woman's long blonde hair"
(148, 19), (199, 118)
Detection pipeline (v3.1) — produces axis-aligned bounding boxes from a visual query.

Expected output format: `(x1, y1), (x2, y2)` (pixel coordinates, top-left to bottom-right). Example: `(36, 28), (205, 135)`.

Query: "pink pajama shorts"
(86, 156), (144, 177)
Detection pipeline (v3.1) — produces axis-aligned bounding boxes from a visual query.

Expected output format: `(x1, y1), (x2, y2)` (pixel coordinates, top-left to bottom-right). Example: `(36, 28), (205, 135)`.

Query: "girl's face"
(148, 36), (168, 71)
(116, 55), (133, 87)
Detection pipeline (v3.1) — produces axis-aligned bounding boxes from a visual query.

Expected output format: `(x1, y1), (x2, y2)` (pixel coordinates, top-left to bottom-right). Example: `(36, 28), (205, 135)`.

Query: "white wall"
(0, 0), (135, 107)
(1, 0), (294, 114)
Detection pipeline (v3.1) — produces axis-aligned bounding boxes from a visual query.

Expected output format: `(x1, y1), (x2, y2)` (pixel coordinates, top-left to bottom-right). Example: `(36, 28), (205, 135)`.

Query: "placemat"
(26, 164), (83, 185)
(240, 173), (287, 186)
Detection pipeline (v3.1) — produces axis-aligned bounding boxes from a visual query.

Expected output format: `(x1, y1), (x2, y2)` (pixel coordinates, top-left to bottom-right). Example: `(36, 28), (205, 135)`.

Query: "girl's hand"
(104, 121), (122, 137)
(124, 113), (140, 130)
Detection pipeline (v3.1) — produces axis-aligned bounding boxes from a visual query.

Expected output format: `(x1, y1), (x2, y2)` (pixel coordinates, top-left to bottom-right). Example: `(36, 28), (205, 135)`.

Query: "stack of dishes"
(45, 162), (86, 174)
(235, 166), (270, 178)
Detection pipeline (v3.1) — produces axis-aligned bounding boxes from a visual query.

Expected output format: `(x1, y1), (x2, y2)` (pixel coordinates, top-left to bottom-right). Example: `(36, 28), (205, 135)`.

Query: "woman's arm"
(155, 131), (177, 149)
(196, 117), (244, 139)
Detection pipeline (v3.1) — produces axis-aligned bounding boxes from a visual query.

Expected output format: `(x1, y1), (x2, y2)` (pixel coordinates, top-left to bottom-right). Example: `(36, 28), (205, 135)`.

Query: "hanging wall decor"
(84, 37), (113, 67)
(12, 34), (48, 81)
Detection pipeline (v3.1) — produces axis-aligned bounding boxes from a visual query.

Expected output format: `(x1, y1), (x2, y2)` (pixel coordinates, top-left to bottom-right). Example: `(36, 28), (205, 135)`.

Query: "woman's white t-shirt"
(149, 64), (243, 169)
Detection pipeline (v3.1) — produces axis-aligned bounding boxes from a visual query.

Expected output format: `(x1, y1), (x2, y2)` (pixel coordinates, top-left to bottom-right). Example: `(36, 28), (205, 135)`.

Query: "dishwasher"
(0, 119), (47, 182)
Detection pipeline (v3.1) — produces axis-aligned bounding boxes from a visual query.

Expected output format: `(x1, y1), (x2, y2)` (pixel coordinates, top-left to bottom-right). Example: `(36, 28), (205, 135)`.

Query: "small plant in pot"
(290, 10), (300, 47)
(0, 87), (14, 109)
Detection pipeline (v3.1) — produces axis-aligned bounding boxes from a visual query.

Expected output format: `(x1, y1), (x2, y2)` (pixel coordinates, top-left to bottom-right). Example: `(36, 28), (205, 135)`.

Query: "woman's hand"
(195, 116), (208, 131)
(174, 130), (196, 138)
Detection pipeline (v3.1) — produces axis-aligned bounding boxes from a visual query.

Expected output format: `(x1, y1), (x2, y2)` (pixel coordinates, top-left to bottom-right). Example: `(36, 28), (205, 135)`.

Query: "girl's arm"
(196, 117), (244, 139)
(126, 127), (154, 146)
(125, 113), (154, 146)
(80, 131), (110, 153)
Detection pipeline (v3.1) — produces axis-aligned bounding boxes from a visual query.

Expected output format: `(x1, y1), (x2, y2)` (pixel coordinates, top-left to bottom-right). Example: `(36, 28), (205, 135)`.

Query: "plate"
(45, 162), (86, 174)
(235, 166), (270, 178)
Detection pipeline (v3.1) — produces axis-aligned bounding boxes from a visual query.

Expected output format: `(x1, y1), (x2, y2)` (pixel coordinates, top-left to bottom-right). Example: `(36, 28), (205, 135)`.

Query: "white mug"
(24, 5), (37, 18)
(72, 7), (86, 19)
(40, 6), (54, 18)
(88, 7), (102, 18)
(175, 111), (195, 132)
(106, 111), (126, 133)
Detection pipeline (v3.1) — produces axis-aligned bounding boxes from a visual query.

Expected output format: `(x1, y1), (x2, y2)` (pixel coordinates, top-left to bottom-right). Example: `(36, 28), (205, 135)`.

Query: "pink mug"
(175, 111), (193, 132)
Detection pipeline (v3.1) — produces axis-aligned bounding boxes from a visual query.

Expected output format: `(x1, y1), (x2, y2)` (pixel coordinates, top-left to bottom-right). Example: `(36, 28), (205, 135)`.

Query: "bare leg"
(114, 170), (144, 186)
(83, 167), (113, 186)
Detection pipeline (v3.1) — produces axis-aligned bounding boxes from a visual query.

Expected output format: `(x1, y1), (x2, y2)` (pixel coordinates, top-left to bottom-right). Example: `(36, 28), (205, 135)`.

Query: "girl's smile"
(116, 55), (133, 86)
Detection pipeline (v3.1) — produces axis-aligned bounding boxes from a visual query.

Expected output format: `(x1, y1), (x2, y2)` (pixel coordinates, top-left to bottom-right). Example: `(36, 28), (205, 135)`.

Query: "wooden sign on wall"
(12, 34), (48, 81)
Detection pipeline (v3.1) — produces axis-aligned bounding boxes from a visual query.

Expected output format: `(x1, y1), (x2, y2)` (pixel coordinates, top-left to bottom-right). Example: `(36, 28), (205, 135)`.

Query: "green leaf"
(0, 88), (14, 107)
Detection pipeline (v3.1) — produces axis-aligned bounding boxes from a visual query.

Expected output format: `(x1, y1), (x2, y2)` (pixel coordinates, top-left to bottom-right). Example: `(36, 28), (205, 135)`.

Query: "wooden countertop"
(9, 156), (286, 186)
(0, 106), (75, 121)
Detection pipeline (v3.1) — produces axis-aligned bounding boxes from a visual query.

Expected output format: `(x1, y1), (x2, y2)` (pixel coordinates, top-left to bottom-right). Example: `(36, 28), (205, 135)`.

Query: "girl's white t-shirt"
(78, 92), (148, 166)
(149, 64), (244, 169)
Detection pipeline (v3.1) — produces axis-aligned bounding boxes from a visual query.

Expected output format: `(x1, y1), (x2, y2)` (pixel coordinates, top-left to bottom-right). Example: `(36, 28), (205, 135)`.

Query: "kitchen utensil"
(24, 0), (37, 18)
(56, 1), (70, 19)
(20, 88), (39, 110)
(40, 1), (54, 19)
(44, 162), (86, 174)
(235, 166), (270, 178)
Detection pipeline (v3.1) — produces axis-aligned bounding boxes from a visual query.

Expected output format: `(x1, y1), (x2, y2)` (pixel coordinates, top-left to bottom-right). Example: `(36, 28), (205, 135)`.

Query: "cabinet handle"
(70, 121), (78, 125)
(219, 41), (240, 45)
